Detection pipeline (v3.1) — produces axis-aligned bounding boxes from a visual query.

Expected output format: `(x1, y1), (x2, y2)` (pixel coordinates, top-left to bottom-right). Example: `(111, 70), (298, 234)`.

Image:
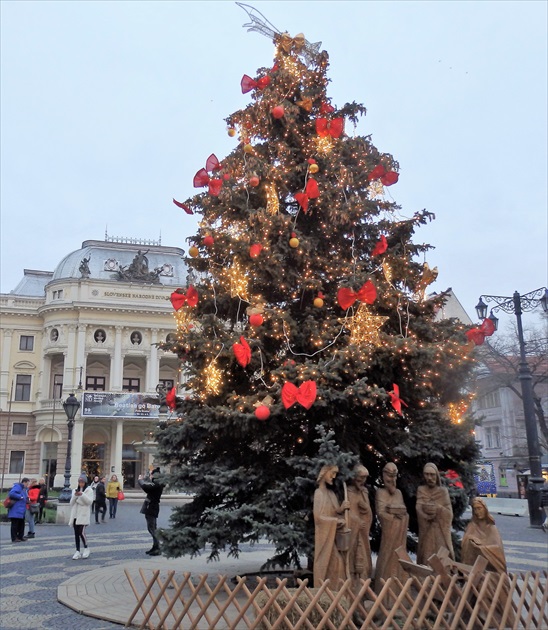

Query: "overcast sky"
(1, 1), (546, 326)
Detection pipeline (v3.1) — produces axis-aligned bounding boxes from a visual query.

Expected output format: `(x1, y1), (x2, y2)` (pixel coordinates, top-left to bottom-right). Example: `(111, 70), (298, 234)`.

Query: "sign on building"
(82, 391), (160, 418)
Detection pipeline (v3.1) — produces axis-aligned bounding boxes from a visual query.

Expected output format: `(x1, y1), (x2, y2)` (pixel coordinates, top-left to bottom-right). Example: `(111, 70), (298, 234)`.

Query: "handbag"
(30, 503), (40, 514)
(117, 490), (125, 501)
(3, 496), (14, 509)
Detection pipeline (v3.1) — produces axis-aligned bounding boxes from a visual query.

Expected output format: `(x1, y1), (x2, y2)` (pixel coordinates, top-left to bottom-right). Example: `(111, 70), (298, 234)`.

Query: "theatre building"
(0, 236), (188, 489)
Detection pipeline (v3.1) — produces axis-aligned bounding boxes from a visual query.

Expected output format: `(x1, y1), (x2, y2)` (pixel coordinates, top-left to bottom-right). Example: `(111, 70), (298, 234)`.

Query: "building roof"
(10, 270), (54, 297)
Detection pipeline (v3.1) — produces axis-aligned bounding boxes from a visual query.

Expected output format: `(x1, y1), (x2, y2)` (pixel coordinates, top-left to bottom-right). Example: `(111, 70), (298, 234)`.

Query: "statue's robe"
(375, 487), (409, 591)
(416, 484), (454, 565)
(347, 485), (373, 582)
(313, 487), (346, 587)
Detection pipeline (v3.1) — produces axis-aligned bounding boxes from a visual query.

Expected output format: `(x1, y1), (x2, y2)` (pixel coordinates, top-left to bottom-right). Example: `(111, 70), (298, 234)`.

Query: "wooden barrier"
(124, 568), (548, 630)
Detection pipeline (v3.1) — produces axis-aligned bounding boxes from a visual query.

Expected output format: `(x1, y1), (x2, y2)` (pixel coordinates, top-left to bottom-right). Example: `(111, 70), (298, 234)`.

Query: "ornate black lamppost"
(58, 393), (81, 503)
(475, 287), (548, 528)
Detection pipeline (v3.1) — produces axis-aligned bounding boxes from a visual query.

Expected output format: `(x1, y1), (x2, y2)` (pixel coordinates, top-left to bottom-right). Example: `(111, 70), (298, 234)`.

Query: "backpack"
(3, 496), (14, 509)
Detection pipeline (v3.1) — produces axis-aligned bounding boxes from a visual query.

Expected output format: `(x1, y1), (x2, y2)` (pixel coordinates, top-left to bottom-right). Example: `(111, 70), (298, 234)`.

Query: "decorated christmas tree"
(157, 10), (479, 567)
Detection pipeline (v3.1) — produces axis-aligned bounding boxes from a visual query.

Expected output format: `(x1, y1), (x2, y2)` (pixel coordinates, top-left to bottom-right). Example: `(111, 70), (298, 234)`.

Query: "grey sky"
(1, 0), (546, 325)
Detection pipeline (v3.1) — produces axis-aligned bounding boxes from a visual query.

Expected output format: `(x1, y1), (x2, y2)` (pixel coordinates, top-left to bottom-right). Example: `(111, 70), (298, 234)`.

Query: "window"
(9, 451), (25, 474)
(485, 426), (501, 449)
(53, 374), (63, 399)
(123, 378), (140, 392)
(86, 376), (106, 391)
(12, 422), (28, 436)
(52, 290), (63, 300)
(159, 379), (174, 391)
(19, 335), (34, 351)
(477, 390), (500, 410)
(15, 375), (32, 401)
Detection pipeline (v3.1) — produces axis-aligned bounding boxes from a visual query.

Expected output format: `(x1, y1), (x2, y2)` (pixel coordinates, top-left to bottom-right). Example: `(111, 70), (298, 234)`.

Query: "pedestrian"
(90, 475), (100, 513)
(37, 477), (48, 524)
(138, 467), (164, 556)
(541, 484), (548, 533)
(106, 474), (122, 519)
(94, 476), (107, 524)
(26, 478), (41, 538)
(8, 478), (30, 543)
(69, 474), (93, 559)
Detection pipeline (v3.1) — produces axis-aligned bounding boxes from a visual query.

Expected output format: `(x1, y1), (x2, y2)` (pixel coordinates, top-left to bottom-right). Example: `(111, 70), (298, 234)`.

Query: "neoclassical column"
(147, 328), (159, 391)
(71, 416), (85, 486)
(111, 418), (124, 481)
(63, 324), (78, 392)
(75, 324), (87, 388)
(0, 329), (13, 409)
(38, 355), (52, 401)
(111, 326), (124, 391)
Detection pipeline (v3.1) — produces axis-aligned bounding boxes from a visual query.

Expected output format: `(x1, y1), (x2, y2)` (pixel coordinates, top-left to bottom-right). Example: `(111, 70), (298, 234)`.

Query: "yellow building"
(0, 236), (187, 490)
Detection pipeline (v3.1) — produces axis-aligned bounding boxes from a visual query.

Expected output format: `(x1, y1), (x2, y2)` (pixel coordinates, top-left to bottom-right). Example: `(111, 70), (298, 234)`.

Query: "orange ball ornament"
(227, 127), (236, 137)
(188, 245), (199, 258)
(314, 297), (324, 308)
(254, 405), (271, 421)
(271, 105), (285, 119)
(309, 163), (319, 174)
(289, 235), (299, 248)
(249, 313), (264, 327)
(249, 175), (260, 187)
(203, 235), (214, 248)
(243, 143), (253, 154)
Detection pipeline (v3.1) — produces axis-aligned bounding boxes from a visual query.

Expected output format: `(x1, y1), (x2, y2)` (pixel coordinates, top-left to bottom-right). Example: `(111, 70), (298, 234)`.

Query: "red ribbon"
(388, 383), (408, 416)
(368, 163), (399, 186)
(465, 318), (495, 346)
(166, 387), (177, 411)
(170, 286), (199, 310)
(282, 381), (317, 410)
(232, 336), (251, 368)
(372, 235), (388, 257)
(294, 178), (320, 213)
(337, 280), (377, 310)
(193, 154), (223, 196)
(172, 198), (193, 215)
(240, 74), (271, 94)
(316, 117), (344, 139)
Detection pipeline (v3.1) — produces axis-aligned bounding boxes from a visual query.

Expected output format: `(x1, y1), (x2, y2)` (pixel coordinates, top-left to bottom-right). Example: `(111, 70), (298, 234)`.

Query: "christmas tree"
(157, 14), (479, 568)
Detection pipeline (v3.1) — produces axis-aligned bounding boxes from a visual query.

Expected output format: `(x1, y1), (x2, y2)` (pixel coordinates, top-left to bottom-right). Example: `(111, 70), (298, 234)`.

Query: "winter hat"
(78, 475), (88, 483)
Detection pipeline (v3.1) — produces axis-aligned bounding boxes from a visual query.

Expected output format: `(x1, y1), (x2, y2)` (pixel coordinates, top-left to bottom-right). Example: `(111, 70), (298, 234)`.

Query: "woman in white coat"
(69, 475), (93, 559)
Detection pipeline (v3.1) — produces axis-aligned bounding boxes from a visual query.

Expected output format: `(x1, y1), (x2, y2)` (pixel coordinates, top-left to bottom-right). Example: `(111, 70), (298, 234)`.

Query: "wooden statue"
(375, 462), (409, 590)
(313, 465), (350, 587)
(347, 465), (373, 584)
(416, 462), (454, 564)
(461, 497), (507, 573)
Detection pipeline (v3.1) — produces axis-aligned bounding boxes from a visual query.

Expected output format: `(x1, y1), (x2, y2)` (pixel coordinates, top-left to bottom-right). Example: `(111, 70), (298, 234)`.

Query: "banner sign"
(474, 461), (497, 495)
(82, 391), (160, 419)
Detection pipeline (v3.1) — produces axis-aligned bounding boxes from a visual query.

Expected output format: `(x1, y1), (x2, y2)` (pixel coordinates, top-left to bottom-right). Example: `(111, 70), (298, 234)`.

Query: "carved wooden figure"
(347, 465), (373, 583)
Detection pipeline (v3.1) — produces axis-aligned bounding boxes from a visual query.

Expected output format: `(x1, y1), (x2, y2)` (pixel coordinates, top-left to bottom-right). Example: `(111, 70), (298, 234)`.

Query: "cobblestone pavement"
(1, 502), (546, 630)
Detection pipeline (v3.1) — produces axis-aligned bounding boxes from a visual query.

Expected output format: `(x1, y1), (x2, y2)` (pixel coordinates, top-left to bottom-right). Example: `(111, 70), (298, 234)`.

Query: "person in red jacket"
(26, 479), (40, 538)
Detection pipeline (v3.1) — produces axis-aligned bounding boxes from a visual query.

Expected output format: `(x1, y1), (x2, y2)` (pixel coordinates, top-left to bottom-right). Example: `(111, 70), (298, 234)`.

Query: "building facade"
(0, 237), (187, 490)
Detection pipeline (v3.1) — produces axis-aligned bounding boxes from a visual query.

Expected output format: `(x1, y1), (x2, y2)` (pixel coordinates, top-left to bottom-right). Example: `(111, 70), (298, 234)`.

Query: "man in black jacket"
(138, 467), (164, 556)
(94, 476), (107, 523)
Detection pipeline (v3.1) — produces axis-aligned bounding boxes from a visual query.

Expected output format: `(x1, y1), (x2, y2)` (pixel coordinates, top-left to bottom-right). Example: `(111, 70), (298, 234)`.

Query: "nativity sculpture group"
(313, 462), (507, 591)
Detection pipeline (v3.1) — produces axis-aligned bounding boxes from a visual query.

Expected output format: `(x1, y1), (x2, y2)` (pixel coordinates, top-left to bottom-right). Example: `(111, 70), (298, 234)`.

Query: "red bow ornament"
(282, 380), (317, 410)
(388, 383), (408, 416)
(166, 387), (177, 411)
(465, 318), (495, 346)
(232, 336), (251, 368)
(368, 164), (399, 186)
(372, 235), (388, 257)
(294, 178), (320, 213)
(193, 154), (223, 196)
(320, 102), (335, 115)
(337, 280), (377, 310)
(172, 198), (193, 214)
(240, 74), (271, 94)
(170, 286), (199, 310)
(316, 117), (344, 139)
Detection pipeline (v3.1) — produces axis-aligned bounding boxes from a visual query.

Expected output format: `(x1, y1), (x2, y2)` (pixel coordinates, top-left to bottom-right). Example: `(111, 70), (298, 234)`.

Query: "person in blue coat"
(8, 478), (30, 543)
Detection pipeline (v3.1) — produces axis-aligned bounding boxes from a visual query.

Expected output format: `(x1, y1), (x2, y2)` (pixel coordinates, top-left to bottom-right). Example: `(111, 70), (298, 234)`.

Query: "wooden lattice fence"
(124, 568), (547, 630)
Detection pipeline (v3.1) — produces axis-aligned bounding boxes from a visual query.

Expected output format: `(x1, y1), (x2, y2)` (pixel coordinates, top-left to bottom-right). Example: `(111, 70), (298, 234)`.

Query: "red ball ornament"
(203, 235), (214, 248)
(249, 175), (260, 187)
(249, 243), (263, 258)
(271, 105), (285, 119)
(255, 405), (270, 421)
(249, 313), (264, 327)
(223, 173), (231, 181)
(307, 158), (316, 164)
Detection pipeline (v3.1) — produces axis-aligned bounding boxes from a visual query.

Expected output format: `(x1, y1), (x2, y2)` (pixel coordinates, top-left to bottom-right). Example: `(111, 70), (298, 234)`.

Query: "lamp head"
(63, 393), (81, 422)
(475, 297), (488, 320)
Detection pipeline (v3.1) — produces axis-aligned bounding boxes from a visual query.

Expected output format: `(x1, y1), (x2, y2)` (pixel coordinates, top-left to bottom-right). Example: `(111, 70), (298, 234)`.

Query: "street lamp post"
(57, 393), (81, 503)
(475, 287), (548, 528)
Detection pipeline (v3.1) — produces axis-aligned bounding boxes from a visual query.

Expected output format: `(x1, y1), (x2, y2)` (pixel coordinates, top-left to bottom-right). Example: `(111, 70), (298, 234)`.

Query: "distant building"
(0, 236), (188, 489)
